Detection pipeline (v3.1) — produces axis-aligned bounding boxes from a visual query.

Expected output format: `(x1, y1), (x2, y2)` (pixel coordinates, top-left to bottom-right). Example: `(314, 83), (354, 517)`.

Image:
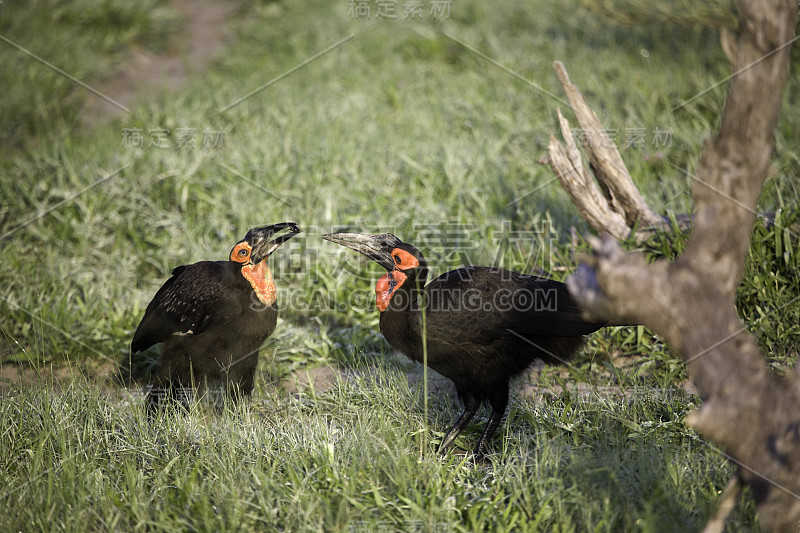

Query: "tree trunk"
(546, 1), (799, 530)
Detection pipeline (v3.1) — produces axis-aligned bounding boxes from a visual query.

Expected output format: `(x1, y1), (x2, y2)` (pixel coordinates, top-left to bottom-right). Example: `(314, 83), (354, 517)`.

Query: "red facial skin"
(375, 248), (419, 312)
(231, 241), (277, 306)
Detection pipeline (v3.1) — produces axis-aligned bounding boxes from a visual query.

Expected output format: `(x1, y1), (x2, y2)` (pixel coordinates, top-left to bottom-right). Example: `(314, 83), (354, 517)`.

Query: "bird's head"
(230, 222), (301, 265)
(230, 222), (301, 305)
(322, 232), (428, 312)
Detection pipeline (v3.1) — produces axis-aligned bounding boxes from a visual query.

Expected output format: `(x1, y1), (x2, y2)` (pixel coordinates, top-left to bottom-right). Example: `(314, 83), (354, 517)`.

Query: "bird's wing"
(423, 267), (603, 347)
(130, 263), (223, 352)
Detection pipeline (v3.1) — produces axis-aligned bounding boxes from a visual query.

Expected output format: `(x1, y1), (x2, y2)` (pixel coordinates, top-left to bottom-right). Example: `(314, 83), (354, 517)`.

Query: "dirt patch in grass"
(0, 359), (118, 395)
(81, 0), (241, 128)
(280, 362), (459, 401)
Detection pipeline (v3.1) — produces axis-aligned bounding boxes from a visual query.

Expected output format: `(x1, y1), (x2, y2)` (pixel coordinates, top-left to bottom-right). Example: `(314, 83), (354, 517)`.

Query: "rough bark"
(548, 1), (799, 530)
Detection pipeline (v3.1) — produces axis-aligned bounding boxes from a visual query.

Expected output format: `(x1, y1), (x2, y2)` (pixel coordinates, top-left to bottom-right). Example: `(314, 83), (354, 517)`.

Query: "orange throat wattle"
(375, 271), (406, 312)
(241, 261), (277, 306)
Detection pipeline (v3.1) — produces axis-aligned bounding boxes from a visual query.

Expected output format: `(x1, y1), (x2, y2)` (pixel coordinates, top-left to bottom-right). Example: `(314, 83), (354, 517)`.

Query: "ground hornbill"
(132, 222), (301, 412)
(323, 232), (608, 457)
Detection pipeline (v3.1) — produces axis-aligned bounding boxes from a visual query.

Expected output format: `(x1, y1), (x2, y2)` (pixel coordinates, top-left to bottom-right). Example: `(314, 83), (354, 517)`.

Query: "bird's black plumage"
(323, 232), (607, 457)
(132, 222), (300, 412)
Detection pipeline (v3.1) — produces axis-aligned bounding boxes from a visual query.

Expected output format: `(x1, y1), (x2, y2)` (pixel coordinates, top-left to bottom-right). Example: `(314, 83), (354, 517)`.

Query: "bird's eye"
(394, 254), (401, 265)
(239, 249), (248, 256)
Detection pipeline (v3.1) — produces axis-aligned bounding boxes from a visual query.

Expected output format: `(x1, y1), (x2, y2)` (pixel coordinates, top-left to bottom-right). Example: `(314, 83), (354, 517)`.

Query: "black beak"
(247, 222), (302, 263)
(321, 232), (403, 271)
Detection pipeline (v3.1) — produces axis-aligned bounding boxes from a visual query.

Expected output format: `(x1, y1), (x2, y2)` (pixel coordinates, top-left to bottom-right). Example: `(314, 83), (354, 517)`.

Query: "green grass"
(0, 367), (757, 531)
(0, 0), (178, 149)
(1, 0), (798, 530)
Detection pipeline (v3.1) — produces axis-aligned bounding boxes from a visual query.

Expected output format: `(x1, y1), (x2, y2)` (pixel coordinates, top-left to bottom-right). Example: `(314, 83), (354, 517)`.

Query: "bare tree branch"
(553, 61), (663, 229)
(543, 64), (680, 240)
(546, 111), (630, 239)
(702, 476), (742, 533)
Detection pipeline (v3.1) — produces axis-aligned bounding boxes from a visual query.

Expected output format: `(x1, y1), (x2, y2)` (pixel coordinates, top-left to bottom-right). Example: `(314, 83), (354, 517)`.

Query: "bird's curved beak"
(248, 222), (302, 263)
(321, 232), (403, 271)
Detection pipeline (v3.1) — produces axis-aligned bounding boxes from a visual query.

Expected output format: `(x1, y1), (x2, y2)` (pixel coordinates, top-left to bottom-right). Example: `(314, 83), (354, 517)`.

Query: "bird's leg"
(145, 380), (189, 418)
(473, 395), (509, 458)
(437, 395), (480, 454)
(145, 385), (164, 417)
(225, 382), (253, 408)
(230, 365), (256, 402)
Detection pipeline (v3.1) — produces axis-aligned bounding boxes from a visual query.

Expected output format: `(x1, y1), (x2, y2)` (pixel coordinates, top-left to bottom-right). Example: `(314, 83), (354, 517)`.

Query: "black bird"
(323, 232), (607, 457)
(132, 222), (301, 412)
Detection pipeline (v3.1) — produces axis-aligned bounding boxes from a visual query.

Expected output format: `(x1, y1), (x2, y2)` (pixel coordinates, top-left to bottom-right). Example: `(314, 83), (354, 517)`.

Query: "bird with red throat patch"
(132, 222), (301, 413)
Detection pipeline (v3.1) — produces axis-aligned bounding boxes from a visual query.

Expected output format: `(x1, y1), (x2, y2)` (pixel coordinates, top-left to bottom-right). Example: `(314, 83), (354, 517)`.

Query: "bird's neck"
(240, 260), (277, 306)
(378, 262), (429, 356)
(379, 275), (428, 354)
(384, 273), (427, 312)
